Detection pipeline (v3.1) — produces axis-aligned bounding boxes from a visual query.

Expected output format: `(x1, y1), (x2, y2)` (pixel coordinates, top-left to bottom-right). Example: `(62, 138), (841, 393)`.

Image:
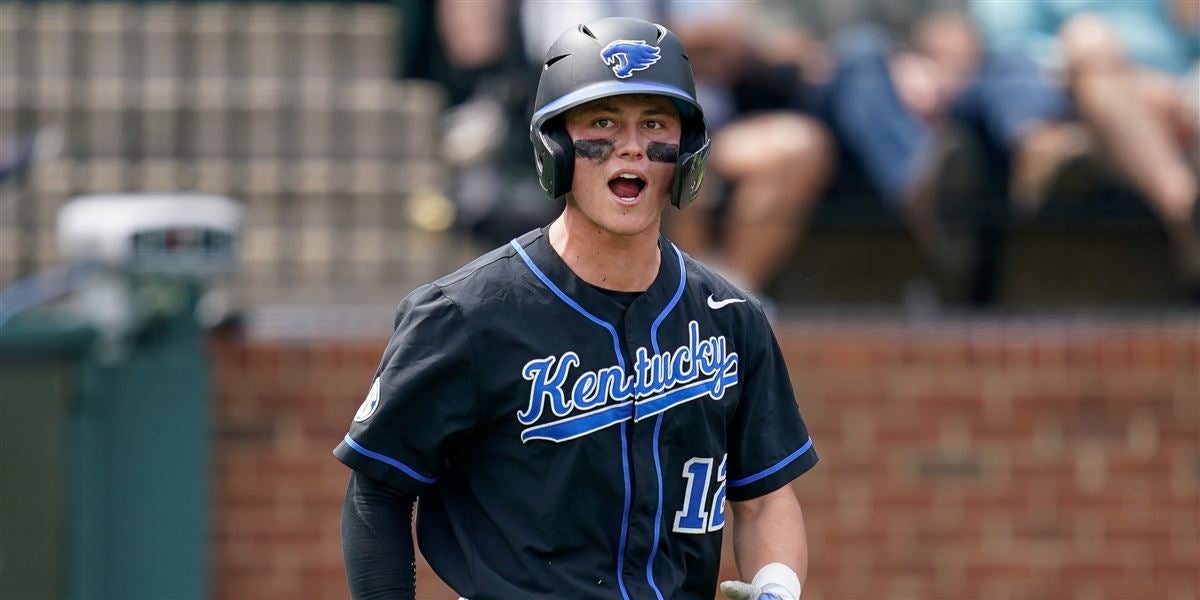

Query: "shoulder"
(387, 242), (518, 335)
(682, 254), (740, 298)
(401, 233), (542, 320)
(679, 250), (772, 324)
(433, 240), (521, 295)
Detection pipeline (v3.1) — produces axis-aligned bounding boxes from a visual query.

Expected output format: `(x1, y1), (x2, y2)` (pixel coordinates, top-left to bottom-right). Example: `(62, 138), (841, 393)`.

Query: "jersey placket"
(618, 316), (662, 599)
(617, 244), (686, 600)
(511, 233), (685, 599)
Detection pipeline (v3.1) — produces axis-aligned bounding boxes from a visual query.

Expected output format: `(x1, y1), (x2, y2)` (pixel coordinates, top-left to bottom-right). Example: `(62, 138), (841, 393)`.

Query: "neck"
(548, 211), (662, 292)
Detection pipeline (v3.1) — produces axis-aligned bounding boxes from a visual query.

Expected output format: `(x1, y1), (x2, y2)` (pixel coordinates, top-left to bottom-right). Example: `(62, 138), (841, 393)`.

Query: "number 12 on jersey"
(673, 454), (727, 534)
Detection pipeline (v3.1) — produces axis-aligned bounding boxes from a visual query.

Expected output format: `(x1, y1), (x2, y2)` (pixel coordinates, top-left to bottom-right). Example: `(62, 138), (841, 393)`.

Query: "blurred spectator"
(970, 0), (1200, 278)
(663, 2), (835, 298)
(399, 0), (552, 246)
(816, 9), (1084, 264)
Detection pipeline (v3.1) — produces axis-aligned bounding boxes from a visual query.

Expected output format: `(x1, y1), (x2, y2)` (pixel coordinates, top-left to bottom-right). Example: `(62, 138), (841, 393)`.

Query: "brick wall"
(209, 318), (1200, 599)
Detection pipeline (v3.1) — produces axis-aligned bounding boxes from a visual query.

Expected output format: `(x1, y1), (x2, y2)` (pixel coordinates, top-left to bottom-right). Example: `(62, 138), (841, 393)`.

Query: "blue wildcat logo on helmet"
(600, 39), (661, 78)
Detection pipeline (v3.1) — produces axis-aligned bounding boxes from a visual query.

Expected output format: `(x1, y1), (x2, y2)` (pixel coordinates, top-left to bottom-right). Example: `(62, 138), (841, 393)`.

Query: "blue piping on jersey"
(617, 422), (633, 600)
(342, 434), (437, 485)
(645, 243), (686, 600)
(510, 238), (632, 600)
(510, 240), (625, 371)
(646, 413), (667, 600)
(649, 245), (687, 356)
(729, 437), (815, 488)
(520, 400), (635, 443)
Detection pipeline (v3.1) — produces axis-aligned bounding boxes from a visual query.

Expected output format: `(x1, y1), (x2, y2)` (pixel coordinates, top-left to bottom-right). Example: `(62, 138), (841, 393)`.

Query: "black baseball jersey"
(334, 227), (818, 599)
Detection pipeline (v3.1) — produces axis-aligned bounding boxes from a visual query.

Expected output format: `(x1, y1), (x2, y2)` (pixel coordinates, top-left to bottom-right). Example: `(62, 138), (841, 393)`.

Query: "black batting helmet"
(529, 17), (709, 209)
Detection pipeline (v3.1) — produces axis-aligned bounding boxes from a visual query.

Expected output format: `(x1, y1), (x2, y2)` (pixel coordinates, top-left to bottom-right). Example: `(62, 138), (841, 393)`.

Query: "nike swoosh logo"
(707, 295), (746, 309)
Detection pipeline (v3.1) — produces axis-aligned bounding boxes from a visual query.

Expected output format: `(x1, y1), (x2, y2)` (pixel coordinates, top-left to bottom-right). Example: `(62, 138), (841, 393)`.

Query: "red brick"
(823, 525), (886, 547)
(1107, 454), (1174, 480)
(875, 424), (939, 446)
(1012, 515), (1075, 545)
(209, 322), (1200, 600)
(871, 489), (935, 512)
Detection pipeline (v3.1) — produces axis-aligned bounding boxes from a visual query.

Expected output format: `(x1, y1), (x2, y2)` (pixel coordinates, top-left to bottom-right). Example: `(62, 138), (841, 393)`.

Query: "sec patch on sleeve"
(353, 377), (381, 422)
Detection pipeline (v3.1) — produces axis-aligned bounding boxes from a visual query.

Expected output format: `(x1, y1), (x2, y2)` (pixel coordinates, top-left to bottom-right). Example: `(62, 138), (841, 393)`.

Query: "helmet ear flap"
(671, 138), (709, 209)
(533, 120), (575, 200)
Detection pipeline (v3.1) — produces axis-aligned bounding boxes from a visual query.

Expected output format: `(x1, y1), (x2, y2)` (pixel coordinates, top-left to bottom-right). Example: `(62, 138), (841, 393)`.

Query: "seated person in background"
(973, 0), (1198, 216)
(403, 0), (554, 246)
(818, 9), (1084, 263)
(971, 0), (1200, 278)
(663, 2), (835, 300)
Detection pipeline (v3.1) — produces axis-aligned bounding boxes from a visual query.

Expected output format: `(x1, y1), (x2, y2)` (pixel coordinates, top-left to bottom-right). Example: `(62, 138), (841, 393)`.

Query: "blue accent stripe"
(522, 371), (734, 441)
(520, 401), (634, 443)
(510, 240), (625, 370)
(616, 422), (632, 600)
(510, 237), (631, 600)
(342, 434), (437, 485)
(633, 373), (738, 422)
(729, 437), (815, 488)
(645, 243), (686, 600)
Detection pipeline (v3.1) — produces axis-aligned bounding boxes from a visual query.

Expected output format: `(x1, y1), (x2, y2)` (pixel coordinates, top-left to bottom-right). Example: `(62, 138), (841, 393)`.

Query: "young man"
(335, 17), (818, 600)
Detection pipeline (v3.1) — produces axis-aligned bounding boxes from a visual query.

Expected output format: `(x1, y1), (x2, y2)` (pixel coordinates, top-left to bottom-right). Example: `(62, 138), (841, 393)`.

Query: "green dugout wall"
(0, 290), (209, 600)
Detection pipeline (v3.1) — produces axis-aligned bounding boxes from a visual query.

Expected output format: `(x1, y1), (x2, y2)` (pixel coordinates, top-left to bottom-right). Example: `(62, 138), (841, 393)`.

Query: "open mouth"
(607, 173), (646, 201)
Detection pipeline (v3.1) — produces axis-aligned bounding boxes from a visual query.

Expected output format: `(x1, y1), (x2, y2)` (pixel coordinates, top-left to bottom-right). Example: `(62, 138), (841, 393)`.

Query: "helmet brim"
(530, 81), (701, 131)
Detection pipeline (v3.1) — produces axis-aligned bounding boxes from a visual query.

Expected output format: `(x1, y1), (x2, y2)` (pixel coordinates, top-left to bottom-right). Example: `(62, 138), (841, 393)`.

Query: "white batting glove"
(719, 562), (801, 600)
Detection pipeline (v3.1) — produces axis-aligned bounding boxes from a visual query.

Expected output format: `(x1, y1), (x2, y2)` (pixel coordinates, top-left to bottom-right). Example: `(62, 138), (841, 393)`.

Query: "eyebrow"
(578, 103), (678, 119)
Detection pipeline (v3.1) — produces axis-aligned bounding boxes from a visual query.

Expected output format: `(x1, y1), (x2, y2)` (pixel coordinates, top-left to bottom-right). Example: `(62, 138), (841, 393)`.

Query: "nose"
(613, 123), (645, 161)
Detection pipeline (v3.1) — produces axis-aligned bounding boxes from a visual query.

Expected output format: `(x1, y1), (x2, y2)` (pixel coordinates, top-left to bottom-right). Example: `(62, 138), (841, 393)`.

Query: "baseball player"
(335, 17), (818, 600)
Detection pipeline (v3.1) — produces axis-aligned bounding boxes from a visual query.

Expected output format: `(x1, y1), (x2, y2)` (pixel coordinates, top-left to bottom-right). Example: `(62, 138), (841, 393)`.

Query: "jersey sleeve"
(725, 313), (818, 502)
(334, 283), (479, 496)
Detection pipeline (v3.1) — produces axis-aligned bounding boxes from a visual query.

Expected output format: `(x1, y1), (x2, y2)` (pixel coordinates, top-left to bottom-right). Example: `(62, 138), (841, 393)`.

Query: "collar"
(511, 227), (685, 330)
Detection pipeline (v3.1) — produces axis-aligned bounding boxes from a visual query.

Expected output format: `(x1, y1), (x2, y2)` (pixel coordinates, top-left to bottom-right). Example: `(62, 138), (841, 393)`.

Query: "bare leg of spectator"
(1135, 69), (1199, 164)
(437, 0), (507, 70)
(824, 25), (960, 269)
(1010, 121), (1095, 214)
(711, 113), (834, 291)
(1061, 15), (1198, 225)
